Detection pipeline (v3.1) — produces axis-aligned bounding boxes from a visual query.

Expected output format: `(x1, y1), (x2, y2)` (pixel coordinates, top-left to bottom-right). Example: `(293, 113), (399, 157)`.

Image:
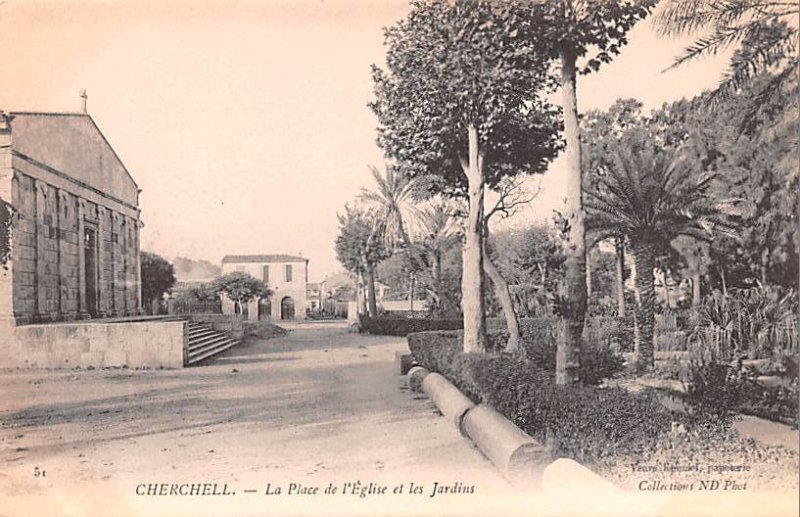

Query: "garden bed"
(406, 329), (800, 491)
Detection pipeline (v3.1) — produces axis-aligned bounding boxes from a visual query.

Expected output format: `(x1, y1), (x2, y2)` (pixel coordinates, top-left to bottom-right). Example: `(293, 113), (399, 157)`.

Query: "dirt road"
(0, 321), (512, 516)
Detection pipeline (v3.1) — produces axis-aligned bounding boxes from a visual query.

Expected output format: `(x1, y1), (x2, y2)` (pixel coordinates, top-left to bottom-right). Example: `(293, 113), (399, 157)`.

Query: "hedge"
(359, 315), (463, 336)
(409, 346), (675, 469)
(410, 322), (624, 386)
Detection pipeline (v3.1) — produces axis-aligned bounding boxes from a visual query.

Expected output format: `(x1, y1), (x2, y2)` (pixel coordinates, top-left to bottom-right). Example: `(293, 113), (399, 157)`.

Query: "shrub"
(682, 347), (799, 426)
(412, 318), (624, 386)
(444, 352), (675, 467)
(359, 315), (462, 336)
(406, 331), (463, 373)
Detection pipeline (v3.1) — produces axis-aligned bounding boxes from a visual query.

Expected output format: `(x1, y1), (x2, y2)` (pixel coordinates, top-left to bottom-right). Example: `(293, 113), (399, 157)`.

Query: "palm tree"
(360, 165), (459, 316)
(586, 143), (737, 369)
(656, 0), (798, 109)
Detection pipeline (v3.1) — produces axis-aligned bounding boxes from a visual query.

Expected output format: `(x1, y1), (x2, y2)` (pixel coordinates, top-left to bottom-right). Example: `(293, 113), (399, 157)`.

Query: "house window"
(262, 265), (269, 284)
(284, 264), (293, 282)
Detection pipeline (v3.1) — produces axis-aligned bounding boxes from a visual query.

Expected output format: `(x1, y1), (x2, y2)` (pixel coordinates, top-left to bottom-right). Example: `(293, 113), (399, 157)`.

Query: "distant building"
(220, 254), (308, 320)
(0, 109), (142, 325)
(306, 282), (321, 312)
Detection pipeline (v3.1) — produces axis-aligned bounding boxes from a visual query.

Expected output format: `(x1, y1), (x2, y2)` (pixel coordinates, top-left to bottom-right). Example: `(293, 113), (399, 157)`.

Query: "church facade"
(0, 109), (142, 325)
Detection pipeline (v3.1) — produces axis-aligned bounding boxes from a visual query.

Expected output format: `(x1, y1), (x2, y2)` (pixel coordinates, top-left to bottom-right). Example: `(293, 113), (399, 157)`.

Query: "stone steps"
(185, 321), (239, 365)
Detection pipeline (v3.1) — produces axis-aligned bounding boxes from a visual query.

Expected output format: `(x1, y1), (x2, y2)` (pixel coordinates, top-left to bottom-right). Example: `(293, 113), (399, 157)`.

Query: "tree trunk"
(586, 249), (593, 298)
(461, 123), (486, 353)
(409, 273), (415, 312)
(615, 237), (626, 317)
(356, 271), (366, 316)
(632, 246), (656, 370)
(719, 265), (728, 296)
(692, 270), (701, 307)
(483, 235), (520, 353)
(556, 48), (587, 385)
(365, 266), (378, 317)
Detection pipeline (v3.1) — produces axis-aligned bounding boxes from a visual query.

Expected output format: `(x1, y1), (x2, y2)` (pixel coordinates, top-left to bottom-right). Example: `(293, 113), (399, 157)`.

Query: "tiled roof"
(222, 254), (308, 264)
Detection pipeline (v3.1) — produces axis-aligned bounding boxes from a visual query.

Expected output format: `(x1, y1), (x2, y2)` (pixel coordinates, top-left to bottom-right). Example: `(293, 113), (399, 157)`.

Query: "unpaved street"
(0, 321), (510, 516)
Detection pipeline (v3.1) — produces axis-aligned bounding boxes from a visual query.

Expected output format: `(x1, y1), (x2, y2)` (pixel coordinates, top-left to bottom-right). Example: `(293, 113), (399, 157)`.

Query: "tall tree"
(532, 0), (656, 384)
(359, 165), (459, 316)
(582, 98), (647, 318)
(585, 140), (737, 369)
(371, 0), (561, 352)
(416, 201), (461, 312)
(335, 204), (391, 317)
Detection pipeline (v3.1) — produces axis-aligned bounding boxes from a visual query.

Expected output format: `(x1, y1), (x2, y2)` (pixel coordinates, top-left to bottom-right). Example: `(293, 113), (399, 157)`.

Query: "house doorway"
(280, 296), (295, 320)
(258, 297), (272, 320)
(83, 224), (99, 317)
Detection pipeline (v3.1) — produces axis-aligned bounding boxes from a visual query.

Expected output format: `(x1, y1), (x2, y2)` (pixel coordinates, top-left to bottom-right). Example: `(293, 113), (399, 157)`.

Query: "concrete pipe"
(541, 458), (620, 494)
(461, 403), (550, 488)
(421, 372), (475, 431)
(407, 366), (430, 392)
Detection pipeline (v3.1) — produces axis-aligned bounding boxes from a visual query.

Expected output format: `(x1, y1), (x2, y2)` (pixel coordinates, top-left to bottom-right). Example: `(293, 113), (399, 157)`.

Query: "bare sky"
(0, 0), (728, 281)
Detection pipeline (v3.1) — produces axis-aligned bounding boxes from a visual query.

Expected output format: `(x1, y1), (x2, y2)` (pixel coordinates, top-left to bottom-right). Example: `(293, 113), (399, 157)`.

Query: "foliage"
(335, 203), (391, 276)
(682, 354), (799, 426)
(140, 252), (177, 303)
(531, 1), (657, 72)
(172, 283), (218, 303)
(406, 331), (465, 374)
(444, 351), (674, 467)
(371, 0), (562, 197)
(210, 271), (270, 308)
(655, 0), (799, 109)
(690, 285), (798, 360)
(490, 223), (565, 317)
(0, 198), (11, 269)
(360, 315), (462, 337)
(371, 0), (565, 352)
(410, 319), (625, 386)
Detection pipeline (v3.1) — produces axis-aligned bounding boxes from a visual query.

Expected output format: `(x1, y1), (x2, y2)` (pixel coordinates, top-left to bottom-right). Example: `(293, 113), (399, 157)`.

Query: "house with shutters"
(0, 106), (142, 327)
(220, 254), (308, 320)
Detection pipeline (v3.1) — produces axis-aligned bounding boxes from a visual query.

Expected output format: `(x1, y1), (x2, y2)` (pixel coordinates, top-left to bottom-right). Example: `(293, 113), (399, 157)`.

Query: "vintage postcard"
(1, 1), (797, 516)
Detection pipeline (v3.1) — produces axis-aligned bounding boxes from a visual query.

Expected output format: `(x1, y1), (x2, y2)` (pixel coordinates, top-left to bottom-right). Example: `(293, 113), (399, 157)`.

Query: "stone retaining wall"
(3, 319), (186, 368)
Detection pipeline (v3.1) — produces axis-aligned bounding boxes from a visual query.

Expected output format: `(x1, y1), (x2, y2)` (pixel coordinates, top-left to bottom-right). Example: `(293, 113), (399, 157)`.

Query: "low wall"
(4, 320), (187, 369)
(185, 313), (244, 341)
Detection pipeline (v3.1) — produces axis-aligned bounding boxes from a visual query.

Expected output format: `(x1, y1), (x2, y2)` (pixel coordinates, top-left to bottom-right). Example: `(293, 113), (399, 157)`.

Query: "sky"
(0, 0), (729, 282)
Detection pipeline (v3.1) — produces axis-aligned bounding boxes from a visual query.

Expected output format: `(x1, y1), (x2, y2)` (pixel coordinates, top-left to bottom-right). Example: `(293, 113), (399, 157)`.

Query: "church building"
(0, 101), (142, 326)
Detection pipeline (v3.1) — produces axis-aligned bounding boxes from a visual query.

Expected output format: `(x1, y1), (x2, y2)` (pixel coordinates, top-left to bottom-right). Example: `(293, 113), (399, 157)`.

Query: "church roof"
(6, 111), (139, 206)
(222, 254), (308, 264)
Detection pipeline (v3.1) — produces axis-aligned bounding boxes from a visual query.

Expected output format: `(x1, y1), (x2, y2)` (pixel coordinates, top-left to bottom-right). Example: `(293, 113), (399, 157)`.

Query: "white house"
(220, 254), (308, 321)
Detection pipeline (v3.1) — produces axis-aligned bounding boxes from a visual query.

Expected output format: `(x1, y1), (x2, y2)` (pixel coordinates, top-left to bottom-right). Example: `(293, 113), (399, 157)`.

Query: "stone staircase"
(185, 320), (239, 365)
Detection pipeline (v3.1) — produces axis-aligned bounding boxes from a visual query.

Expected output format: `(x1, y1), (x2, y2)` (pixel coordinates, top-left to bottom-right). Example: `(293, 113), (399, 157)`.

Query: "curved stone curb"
(407, 365), (429, 392)
(421, 372), (475, 431)
(461, 403), (550, 487)
(406, 367), (612, 491)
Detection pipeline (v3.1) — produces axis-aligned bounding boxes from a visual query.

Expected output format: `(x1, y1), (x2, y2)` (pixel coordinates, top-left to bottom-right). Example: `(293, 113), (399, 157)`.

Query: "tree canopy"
(211, 272), (270, 307)
(370, 0), (563, 197)
(140, 252), (177, 303)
